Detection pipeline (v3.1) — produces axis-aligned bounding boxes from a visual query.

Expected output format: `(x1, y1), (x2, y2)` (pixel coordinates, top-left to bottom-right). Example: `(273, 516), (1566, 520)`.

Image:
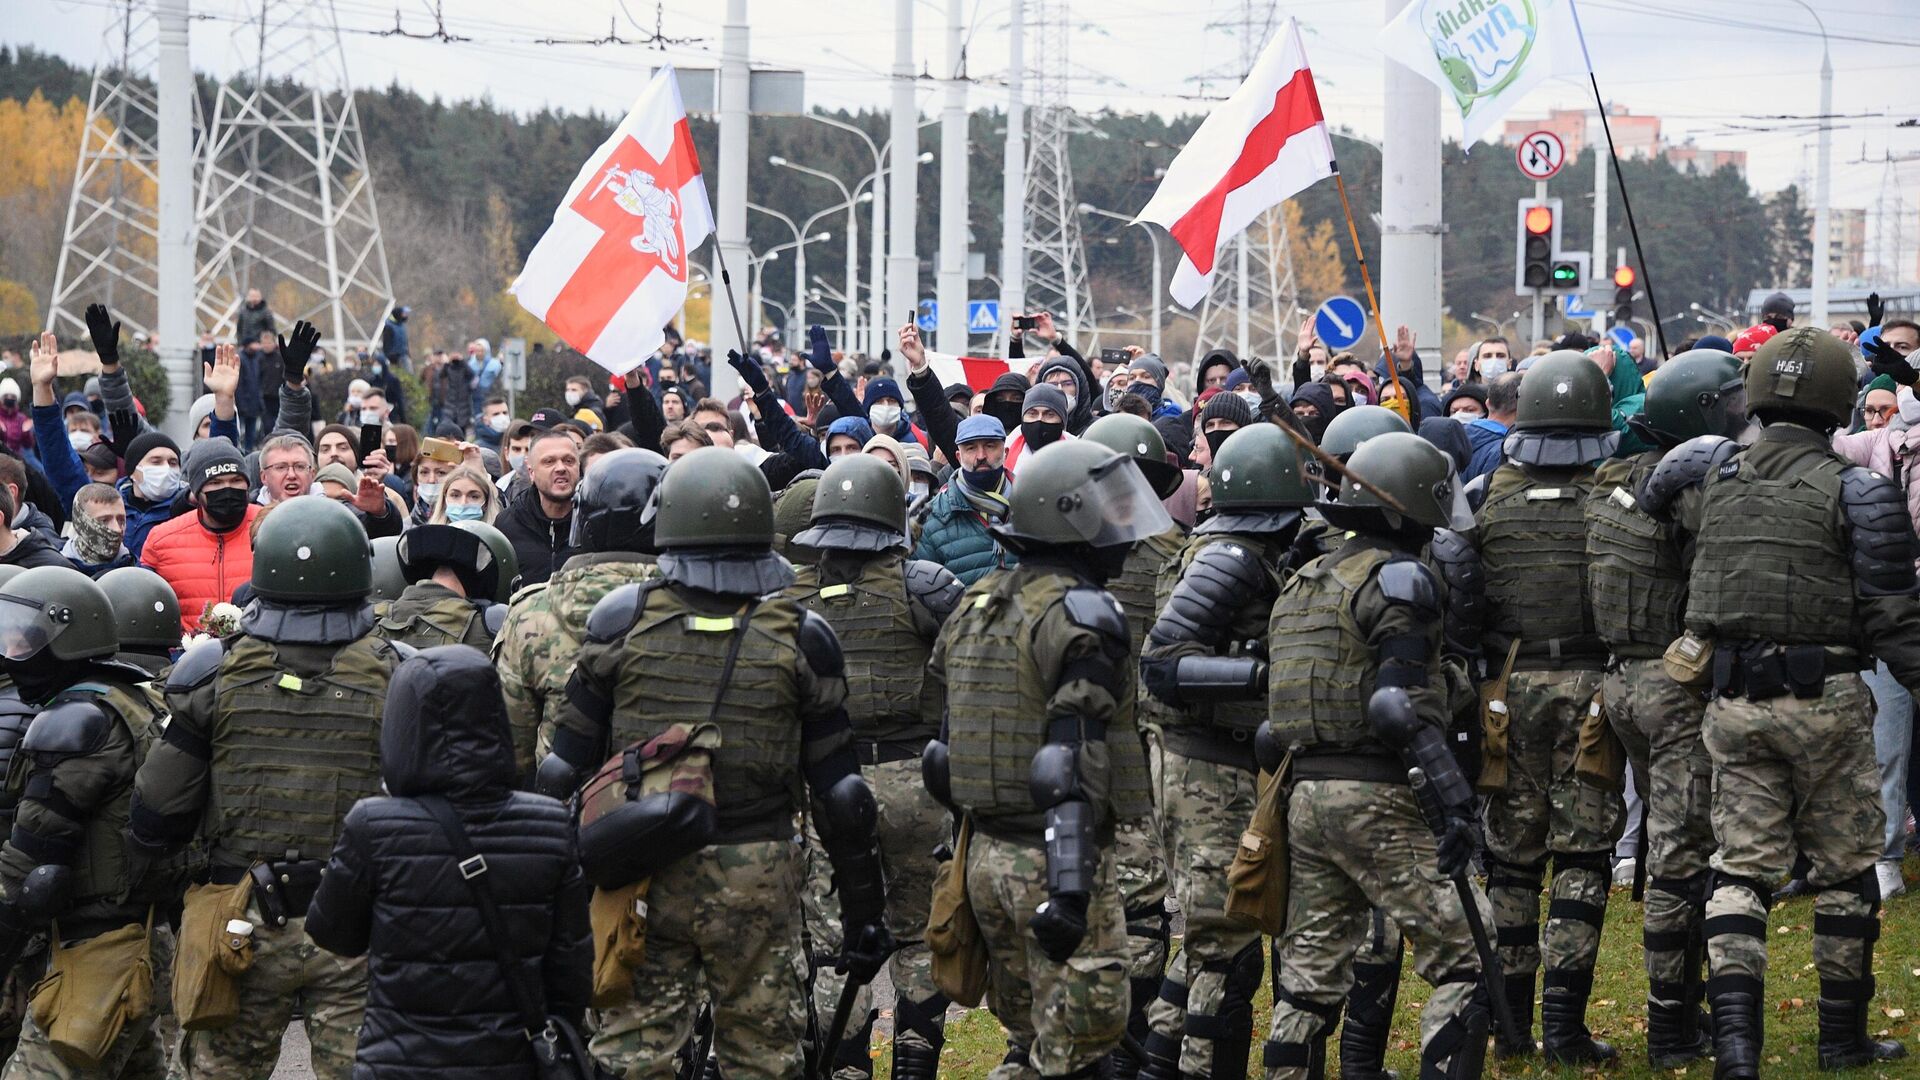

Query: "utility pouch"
(1225, 750), (1294, 936)
(173, 877), (255, 1031)
(1785, 645), (1828, 700)
(1476, 640), (1522, 794)
(925, 816), (988, 1007)
(1572, 692), (1627, 792)
(588, 880), (650, 1008)
(1663, 631), (1715, 688)
(30, 911), (154, 1067)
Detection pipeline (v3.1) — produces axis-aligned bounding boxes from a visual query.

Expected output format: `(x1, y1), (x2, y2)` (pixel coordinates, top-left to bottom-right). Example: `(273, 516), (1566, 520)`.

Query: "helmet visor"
(1437, 470), (1476, 531)
(0, 593), (65, 662)
(1059, 455), (1175, 547)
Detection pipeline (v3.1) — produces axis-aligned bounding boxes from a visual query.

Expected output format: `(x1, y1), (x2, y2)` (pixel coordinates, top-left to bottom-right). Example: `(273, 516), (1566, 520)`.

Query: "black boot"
(1107, 975), (1160, 1079)
(1340, 960), (1402, 1080)
(1539, 969), (1617, 1064)
(831, 1010), (876, 1078)
(1418, 999), (1488, 1080)
(1484, 973), (1535, 1058)
(890, 1037), (941, 1080)
(1817, 996), (1908, 1069)
(1708, 975), (1762, 1080)
(1646, 978), (1712, 1068)
(890, 994), (946, 1080)
(1134, 1031), (1183, 1080)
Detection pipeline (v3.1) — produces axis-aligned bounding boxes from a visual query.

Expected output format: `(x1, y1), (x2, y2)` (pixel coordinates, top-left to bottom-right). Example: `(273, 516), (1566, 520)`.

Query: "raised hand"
(1393, 325), (1416, 363)
(1868, 292), (1885, 329)
(726, 349), (771, 396)
(1031, 311), (1058, 342)
(808, 324), (836, 373)
(203, 343), (241, 401)
(279, 321), (322, 386)
(897, 321), (927, 372)
(28, 331), (59, 391)
(352, 473), (390, 516)
(84, 304), (121, 368)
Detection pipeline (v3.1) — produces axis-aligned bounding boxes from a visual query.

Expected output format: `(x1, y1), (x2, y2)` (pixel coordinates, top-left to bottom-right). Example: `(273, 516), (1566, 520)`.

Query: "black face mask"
(200, 487), (250, 530)
(1021, 420), (1064, 452)
(986, 398), (1023, 431)
(1203, 426), (1236, 460)
(2, 652), (69, 706)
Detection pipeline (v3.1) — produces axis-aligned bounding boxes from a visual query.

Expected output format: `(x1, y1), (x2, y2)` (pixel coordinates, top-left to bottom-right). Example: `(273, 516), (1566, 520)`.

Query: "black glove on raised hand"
(727, 349), (771, 395)
(1868, 291), (1885, 329)
(808, 324), (835, 373)
(837, 918), (895, 985)
(1435, 810), (1476, 879)
(84, 304), (121, 367)
(1246, 355), (1277, 399)
(1029, 890), (1089, 963)
(1867, 338), (1918, 387)
(279, 321), (321, 385)
(1291, 356), (1311, 389)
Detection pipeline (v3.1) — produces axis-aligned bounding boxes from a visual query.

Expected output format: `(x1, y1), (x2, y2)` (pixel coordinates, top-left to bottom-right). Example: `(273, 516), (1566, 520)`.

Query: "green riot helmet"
(1199, 423), (1318, 536)
(1318, 404), (1411, 460)
(97, 566), (181, 652)
(1634, 349), (1748, 447)
(398, 524), (502, 603)
(0, 566), (26, 593)
(1744, 327), (1859, 431)
(796, 453), (907, 553)
(452, 520), (520, 603)
(1082, 413), (1182, 498)
(0, 566), (119, 662)
(654, 445), (775, 551)
(570, 446), (669, 555)
(1338, 431), (1474, 531)
(993, 439), (1174, 549)
(370, 537), (406, 602)
(250, 496), (373, 603)
(1513, 350), (1613, 432)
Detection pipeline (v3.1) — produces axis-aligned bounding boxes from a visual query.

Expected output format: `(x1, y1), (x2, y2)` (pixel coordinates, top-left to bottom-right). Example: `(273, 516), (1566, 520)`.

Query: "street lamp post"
(771, 155), (874, 354)
(1779, 0), (1832, 328)
(751, 201), (838, 341)
(1078, 203), (1162, 358)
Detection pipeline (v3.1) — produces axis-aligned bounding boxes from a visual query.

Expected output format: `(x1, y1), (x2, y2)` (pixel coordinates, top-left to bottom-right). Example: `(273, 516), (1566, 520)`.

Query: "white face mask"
(68, 431), (94, 452)
(1479, 356), (1509, 376)
(347, 394), (363, 409)
(1308, 364), (1326, 381)
(869, 403), (902, 430)
(909, 480), (930, 501)
(488, 413), (511, 434)
(135, 463), (184, 502)
(507, 452), (526, 472)
(565, 389), (584, 408)
(416, 481), (440, 507)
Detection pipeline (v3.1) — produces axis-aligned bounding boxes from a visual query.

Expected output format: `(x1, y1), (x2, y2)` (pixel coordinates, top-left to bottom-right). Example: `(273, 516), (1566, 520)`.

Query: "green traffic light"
(1551, 265), (1578, 284)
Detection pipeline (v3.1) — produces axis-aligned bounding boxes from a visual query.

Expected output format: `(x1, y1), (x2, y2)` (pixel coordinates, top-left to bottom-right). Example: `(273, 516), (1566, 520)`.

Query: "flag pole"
(709, 239), (753, 359)
(1330, 161), (1407, 417)
(1566, 0), (1669, 360)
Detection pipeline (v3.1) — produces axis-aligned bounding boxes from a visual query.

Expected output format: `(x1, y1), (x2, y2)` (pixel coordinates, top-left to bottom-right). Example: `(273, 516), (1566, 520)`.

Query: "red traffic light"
(1524, 206), (1554, 235)
(1613, 265), (1637, 288)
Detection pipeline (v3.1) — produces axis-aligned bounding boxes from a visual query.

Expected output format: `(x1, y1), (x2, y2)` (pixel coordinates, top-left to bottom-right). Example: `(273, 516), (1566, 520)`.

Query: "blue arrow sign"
(1609, 325), (1637, 348)
(1314, 296), (1368, 350)
(917, 299), (938, 331)
(967, 300), (1000, 333)
(1563, 293), (1597, 320)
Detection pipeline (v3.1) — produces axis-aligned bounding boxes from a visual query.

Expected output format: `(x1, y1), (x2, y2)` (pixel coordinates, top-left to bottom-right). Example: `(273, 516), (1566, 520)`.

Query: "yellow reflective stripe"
(973, 594), (990, 609)
(276, 674), (304, 692)
(686, 616), (738, 633)
(819, 584), (852, 599)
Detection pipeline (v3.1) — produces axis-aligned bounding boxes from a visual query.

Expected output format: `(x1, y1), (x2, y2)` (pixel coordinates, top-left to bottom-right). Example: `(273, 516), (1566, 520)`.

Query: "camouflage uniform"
(493, 551), (657, 776)
(371, 580), (500, 650)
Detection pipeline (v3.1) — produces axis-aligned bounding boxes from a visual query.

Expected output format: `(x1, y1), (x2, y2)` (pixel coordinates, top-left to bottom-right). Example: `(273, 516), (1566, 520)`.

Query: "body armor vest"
(375, 591), (486, 650)
(1478, 463), (1603, 666)
(1110, 528), (1186, 662)
(61, 680), (164, 911)
(607, 585), (805, 828)
(211, 634), (400, 865)
(0, 683), (32, 830)
(944, 568), (1152, 833)
(1157, 531), (1285, 734)
(1267, 545), (1394, 750)
(1687, 455), (1856, 646)
(1586, 453), (1688, 657)
(790, 556), (932, 743)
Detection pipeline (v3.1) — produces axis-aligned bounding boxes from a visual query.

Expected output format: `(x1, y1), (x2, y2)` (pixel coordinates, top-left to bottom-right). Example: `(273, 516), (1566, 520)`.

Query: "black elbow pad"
(1028, 742), (1084, 810)
(922, 739), (953, 808)
(818, 773), (878, 849)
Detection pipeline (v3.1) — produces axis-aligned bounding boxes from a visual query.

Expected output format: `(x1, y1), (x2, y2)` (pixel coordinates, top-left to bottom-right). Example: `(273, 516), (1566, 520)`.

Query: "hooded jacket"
(1034, 356), (1095, 435)
(1372, 351), (1442, 424)
(306, 647), (590, 1080)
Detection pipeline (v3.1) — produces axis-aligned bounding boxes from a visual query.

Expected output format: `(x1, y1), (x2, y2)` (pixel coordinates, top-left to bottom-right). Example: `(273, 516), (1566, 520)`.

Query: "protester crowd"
(0, 281), (1911, 1080)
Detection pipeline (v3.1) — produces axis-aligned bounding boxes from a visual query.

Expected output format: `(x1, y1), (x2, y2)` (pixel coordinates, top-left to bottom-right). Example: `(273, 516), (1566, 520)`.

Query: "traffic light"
(1613, 265), (1637, 326)
(1514, 198), (1564, 295)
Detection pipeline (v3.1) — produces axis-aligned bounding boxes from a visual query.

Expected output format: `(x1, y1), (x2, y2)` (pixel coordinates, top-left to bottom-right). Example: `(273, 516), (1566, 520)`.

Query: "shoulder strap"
(707, 600), (760, 726)
(417, 794), (549, 1039)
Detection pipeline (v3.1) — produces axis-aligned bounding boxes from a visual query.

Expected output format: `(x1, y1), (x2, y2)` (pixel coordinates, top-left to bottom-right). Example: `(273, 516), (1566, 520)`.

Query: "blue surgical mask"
(446, 503), (484, 522)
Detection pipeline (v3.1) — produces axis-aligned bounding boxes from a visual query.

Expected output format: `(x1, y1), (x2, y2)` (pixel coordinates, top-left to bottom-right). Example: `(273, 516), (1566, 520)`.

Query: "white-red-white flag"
(511, 66), (714, 374)
(1135, 19), (1334, 309)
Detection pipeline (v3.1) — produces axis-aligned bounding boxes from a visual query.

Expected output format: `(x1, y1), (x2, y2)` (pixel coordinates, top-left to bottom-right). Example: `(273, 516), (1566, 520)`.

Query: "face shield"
(1054, 455), (1175, 546)
(0, 593), (67, 662)
(1433, 469), (1477, 531)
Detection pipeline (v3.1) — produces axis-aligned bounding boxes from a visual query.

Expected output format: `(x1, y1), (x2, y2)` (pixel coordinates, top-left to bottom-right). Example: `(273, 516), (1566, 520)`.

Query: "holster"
(1225, 749), (1293, 936)
(589, 880), (650, 1008)
(1476, 640), (1522, 794)
(1712, 643), (1837, 702)
(29, 910), (153, 1068)
(248, 859), (323, 928)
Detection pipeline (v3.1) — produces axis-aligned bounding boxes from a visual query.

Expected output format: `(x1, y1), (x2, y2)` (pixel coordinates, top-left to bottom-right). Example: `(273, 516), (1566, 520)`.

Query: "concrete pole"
(871, 169), (887, 357)
(1235, 233), (1249, 358)
(999, 0), (1026, 359)
(1811, 44), (1832, 328)
(1146, 226), (1162, 358)
(793, 241), (807, 341)
(712, 0), (751, 398)
(155, 0), (195, 442)
(887, 0), (920, 371)
(1381, 0), (1443, 370)
(936, 0), (969, 354)
(843, 213), (859, 353)
(1590, 108), (1608, 334)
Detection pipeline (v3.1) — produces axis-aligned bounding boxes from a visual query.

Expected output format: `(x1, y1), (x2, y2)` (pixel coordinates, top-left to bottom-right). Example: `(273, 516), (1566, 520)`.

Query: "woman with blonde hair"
(427, 465), (500, 525)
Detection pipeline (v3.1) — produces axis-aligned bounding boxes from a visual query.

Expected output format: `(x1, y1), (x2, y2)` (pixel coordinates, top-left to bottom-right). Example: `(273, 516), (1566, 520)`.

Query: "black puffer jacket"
(306, 646), (590, 1080)
(496, 485), (577, 587)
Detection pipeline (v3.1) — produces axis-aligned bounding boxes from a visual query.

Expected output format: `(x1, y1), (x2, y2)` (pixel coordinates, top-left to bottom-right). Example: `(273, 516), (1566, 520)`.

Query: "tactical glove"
(1029, 890), (1089, 963)
(727, 349), (771, 396)
(1435, 809), (1476, 879)
(84, 303), (121, 367)
(1866, 338), (1918, 387)
(809, 324), (836, 373)
(837, 918), (895, 985)
(1868, 291), (1885, 329)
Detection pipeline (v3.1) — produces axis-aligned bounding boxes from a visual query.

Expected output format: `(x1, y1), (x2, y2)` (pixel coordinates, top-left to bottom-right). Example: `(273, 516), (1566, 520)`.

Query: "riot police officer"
(1462, 351), (1623, 1062)
(785, 453), (962, 1080)
(926, 439), (1168, 1079)
(1259, 432), (1491, 1080)
(0, 566), (174, 1077)
(1081, 413), (1184, 1078)
(1585, 349), (1747, 1067)
(131, 497), (411, 1077)
(496, 446), (666, 778)
(1136, 422), (1315, 1080)
(373, 520), (517, 649)
(546, 445), (888, 1080)
(1660, 329), (1919, 1077)
(98, 566), (183, 677)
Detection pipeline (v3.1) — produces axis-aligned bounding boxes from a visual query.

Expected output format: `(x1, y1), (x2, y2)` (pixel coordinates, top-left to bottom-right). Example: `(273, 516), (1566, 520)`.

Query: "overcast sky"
(13, 0), (1920, 270)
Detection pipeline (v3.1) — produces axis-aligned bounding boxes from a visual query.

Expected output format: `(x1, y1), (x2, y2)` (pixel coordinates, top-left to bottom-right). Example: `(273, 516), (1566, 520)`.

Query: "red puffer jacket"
(140, 504), (260, 632)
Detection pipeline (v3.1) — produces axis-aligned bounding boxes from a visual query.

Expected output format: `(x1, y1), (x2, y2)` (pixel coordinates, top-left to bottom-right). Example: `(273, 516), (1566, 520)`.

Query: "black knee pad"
(1485, 857), (1546, 893)
(894, 992), (949, 1047)
(1708, 870), (1775, 911)
(1552, 850), (1610, 876)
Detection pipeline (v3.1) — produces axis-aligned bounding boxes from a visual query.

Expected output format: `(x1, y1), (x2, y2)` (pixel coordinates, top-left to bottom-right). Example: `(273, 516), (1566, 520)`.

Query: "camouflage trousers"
(4, 926), (172, 1080)
(1702, 676), (1883, 994)
(1604, 658), (1714, 997)
(1480, 668), (1623, 985)
(803, 759), (951, 1076)
(1142, 748), (1262, 1077)
(178, 908), (364, 1080)
(968, 831), (1129, 1079)
(1263, 780), (1490, 1080)
(594, 840), (808, 1080)
(0, 947), (47, 1065)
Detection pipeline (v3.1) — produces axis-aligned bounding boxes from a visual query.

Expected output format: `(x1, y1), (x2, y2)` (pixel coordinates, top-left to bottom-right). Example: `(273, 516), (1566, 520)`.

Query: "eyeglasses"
(1864, 405), (1897, 419)
(262, 462), (314, 476)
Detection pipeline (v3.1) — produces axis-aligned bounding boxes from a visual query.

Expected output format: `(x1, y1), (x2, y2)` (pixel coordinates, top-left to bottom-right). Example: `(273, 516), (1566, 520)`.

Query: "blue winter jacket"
(912, 481), (1014, 586)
